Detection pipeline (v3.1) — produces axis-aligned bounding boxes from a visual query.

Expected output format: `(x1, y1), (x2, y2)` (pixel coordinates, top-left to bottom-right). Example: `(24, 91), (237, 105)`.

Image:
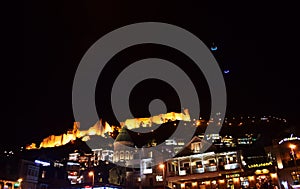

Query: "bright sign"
(255, 169), (270, 175)
(156, 175), (163, 182)
(247, 162), (272, 169)
(35, 159), (50, 166)
(226, 174), (240, 178)
(278, 135), (300, 144)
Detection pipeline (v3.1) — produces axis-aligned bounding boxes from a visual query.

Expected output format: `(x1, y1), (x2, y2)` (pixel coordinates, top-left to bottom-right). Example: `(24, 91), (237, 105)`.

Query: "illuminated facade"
(18, 111), (290, 189)
(0, 179), (22, 189)
(112, 126), (186, 188)
(163, 136), (244, 189)
(26, 110), (190, 150)
(162, 136), (280, 189)
(265, 134), (300, 188)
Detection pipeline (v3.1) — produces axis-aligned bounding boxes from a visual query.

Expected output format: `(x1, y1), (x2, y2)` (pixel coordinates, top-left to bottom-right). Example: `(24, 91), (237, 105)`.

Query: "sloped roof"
(115, 126), (134, 143)
(174, 136), (242, 158)
(175, 136), (218, 157)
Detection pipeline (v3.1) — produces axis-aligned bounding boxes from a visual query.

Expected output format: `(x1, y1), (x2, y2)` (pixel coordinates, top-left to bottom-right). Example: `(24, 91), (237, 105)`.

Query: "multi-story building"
(111, 121), (284, 189)
(0, 158), (40, 189)
(164, 136), (280, 189)
(164, 136), (244, 189)
(265, 134), (300, 188)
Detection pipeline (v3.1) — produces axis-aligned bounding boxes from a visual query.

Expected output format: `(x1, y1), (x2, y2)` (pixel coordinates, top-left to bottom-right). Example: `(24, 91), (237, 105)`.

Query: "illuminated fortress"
(26, 109), (191, 149)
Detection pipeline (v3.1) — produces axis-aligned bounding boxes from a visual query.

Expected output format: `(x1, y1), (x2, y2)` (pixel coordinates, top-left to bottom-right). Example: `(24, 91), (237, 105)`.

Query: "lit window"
(125, 151), (129, 160)
(191, 142), (201, 153)
(120, 151), (124, 160)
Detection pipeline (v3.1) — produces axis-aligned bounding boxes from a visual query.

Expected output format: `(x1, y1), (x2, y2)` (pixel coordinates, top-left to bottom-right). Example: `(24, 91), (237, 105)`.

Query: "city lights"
(4, 1), (298, 189)
(88, 171), (94, 186)
(290, 144), (297, 150)
(159, 163), (166, 188)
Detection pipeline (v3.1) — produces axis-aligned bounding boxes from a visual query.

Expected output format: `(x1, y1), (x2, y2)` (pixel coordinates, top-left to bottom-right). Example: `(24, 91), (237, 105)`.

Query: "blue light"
(223, 70), (230, 74)
(211, 46), (218, 51)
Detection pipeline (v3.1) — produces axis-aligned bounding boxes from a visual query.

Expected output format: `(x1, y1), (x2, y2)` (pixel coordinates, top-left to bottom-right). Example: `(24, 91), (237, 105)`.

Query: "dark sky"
(4, 1), (300, 148)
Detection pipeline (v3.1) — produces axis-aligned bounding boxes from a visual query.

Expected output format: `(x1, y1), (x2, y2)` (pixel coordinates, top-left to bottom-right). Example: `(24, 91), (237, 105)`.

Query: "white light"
(156, 175), (163, 182)
(35, 160), (50, 166)
(67, 162), (80, 166)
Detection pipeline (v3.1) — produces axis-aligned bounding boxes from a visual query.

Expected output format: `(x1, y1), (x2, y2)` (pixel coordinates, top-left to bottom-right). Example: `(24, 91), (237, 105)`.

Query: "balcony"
(167, 163), (242, 177)
(205, 165), (217, 172)
(179, 170), (186, 175)
(224, 163), (241, 170)
(193, 167), (205, 174)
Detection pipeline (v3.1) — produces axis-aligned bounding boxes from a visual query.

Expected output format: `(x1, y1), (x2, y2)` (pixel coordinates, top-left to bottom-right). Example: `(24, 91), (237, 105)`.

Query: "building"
(112, 126), (169, 188)
(164, 136), (244, 189)
(164, 136), (280, 189)
(0, 157), (39, 189)
(0, 179), (22, 189)
(265, 134), (300, 188)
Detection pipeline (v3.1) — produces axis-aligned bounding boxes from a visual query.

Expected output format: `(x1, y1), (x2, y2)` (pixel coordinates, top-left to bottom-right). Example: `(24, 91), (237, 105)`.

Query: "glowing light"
(224, 70), (230, 74)
(255, 169), (270, 175)
(122, 109), (190, 130)
(67, 162), (80, 166)
(34, 160), (50, 166)
(247, 162), (272, 168)
(233, 178), (240, 183)
(270, 173), (277, 179)
(248, 176), (255, 181)
(26, 109), (191, 149)
(211, 46), (218, 51)
(159, 163), (165, 169)
(88, 171), (94, 177)
(219, 179), (225, 184)
(277, 161), (283, 169)
(290, 144), (296, 150)
(156, 175), (163, 182)
(14, 183), (20, 188)
(279, 135), (300, 144)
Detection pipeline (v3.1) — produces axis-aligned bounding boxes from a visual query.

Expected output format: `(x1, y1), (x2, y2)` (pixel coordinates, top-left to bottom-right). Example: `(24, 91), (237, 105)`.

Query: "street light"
(88, 171), (94, 187)
(159, 163), (166, 189)
(290, 144), (299, 183)
(290, 144), (296, 150)
(290, 144), (297, 163)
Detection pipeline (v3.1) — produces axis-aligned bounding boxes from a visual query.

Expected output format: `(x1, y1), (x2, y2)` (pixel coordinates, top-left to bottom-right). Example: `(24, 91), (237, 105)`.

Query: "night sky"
(4, 1), (300, 148)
